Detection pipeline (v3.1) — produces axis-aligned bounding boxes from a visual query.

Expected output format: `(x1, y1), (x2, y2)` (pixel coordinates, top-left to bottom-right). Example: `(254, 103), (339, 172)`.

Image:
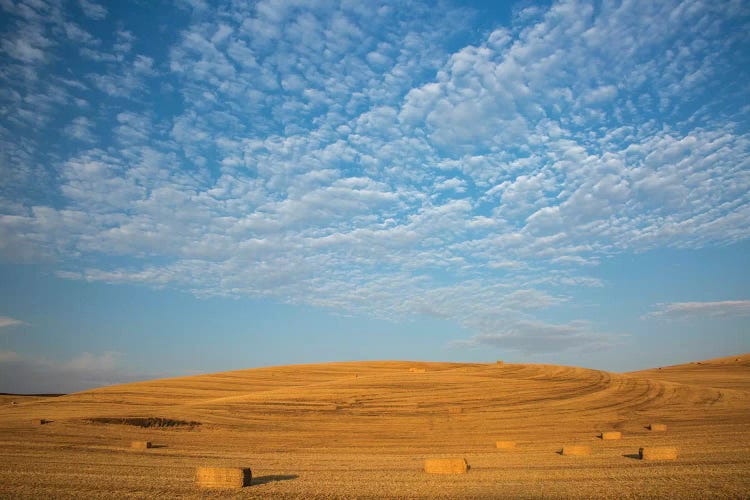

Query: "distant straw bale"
(448, 407), (462, 414)
(196, 467), (252, 488)
(639, 447), (678, 460)
(601, 431), (622, 440)
(424, 458), (468, 474)
(495, 441), (516, 449)
(409, 368), (426, 373)
(649, 423), (667, 431)
(130, 441), (152, 450)
(561, 445), (591, 456)
(496, 360), (504, 366)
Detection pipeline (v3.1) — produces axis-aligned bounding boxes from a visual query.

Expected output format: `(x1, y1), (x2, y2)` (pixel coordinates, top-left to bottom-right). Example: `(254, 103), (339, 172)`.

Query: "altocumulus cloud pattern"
(1, 0), (749, 353)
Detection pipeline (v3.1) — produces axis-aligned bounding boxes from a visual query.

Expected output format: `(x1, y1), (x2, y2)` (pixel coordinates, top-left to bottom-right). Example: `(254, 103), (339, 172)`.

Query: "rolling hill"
(0, 356), (748, 497)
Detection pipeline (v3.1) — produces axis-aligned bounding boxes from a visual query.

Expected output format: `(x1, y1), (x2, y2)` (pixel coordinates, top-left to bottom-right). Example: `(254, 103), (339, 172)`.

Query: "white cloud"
(0, 316), (23, 329)
(645, 300), (750, 320)
(78, 0), (107, 21)
(0, 0), (748, 355)
(456, 319), (619, 354)
(65, 116), (96, 142)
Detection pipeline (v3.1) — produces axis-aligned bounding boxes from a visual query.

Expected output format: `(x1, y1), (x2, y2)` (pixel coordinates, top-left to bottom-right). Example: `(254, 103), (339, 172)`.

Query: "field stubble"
(0, 356), (749, 498)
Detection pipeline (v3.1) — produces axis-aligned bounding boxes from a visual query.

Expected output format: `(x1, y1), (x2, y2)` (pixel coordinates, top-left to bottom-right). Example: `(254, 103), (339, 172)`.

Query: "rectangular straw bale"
(448, 407), (462, 414)
(561, 445), (591, 456)
(639, 447), (677, 460)
(496, 360), (504, 366)
(649, 423), (667, 431)
(601, 431), (622, 440)
(130, 441), (152, 449)
(495, 441), (516, 449)
(424, 458), (468, 474)
(409, 367), (426, 373)
(196, 467), (252, 488)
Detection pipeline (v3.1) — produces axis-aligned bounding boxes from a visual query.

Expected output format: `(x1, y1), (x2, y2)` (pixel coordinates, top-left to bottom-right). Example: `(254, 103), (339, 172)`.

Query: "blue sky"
(1, 0), (749, 393)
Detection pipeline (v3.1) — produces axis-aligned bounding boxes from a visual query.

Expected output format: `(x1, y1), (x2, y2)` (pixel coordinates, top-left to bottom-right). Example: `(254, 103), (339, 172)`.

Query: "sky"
(1, 0), (749, 394)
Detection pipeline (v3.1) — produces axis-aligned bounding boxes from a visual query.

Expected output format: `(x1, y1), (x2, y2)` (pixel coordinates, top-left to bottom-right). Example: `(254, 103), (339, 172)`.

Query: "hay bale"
(448, 407), (462, 414)
(495, 441), (516, 449)
(196, 467), (252, 488)
(649, 423), (667, 431)
(424, 458), (468, 474)
(409, 367), (426, 373)
(601, 431), (622, 440)
(639, 447), (678, 460)
(130, 441), (152, 450)
(561, 445), (591, 456)
(496, 360), (504, 366)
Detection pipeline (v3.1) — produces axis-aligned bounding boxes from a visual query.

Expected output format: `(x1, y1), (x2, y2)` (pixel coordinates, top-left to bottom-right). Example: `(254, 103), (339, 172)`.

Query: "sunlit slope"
(628, 353), (750, 391)
(5, 360), (748, 450)
(2, 359), (749, 498)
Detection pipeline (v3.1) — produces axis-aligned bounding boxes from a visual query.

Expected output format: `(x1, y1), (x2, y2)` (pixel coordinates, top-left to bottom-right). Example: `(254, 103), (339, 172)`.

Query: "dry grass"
(0, 356), (748, 498)
(424, 458), (468, 474)
(195, 466), (252, 488)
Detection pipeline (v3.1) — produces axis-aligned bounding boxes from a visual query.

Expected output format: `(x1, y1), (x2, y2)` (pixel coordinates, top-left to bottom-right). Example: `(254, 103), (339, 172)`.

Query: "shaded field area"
(1, 357), (749, 498)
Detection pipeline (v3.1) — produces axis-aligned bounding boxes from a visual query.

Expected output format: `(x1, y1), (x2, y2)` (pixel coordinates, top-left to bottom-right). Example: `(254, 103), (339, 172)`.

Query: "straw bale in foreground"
(196, 467), (252, 488)
(561, 445), (591, 456)
(639, 447), (677, 460)
(424, 458), (468, 474)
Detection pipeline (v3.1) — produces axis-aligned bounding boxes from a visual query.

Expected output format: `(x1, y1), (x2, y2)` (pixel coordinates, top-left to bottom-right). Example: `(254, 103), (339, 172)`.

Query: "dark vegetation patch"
(86, 417), (201, 428)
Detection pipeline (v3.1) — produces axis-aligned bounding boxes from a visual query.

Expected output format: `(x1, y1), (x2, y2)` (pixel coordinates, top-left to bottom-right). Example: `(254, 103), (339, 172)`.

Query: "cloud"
(0, 351), (149, 394)
(455, 320), (619, 354)
(0, 316), (23, 329)
(0, 0), (748, 355)
(644, 300), (750, 320)
(78, 0), (108, 21)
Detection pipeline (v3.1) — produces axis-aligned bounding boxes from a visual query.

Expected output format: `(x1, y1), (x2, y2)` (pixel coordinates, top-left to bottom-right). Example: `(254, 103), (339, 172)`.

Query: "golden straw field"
(1, 354), (749, 498)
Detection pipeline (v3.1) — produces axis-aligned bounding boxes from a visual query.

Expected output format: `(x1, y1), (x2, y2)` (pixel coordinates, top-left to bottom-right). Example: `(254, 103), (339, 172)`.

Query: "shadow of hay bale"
(252, 474), (299, 485)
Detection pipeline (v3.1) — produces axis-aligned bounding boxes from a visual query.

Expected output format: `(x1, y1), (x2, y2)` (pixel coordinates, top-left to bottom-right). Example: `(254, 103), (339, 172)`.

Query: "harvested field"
(0, 356), (748, 498)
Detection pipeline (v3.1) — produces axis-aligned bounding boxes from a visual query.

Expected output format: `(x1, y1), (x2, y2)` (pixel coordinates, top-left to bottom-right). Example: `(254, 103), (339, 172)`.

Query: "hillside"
(0, 358), (748, 498)
(628, 353), (750, 391)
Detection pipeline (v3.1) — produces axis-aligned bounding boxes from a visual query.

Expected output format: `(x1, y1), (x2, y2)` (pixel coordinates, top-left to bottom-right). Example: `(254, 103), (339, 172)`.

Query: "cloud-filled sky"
(1, 0), (749, 393)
